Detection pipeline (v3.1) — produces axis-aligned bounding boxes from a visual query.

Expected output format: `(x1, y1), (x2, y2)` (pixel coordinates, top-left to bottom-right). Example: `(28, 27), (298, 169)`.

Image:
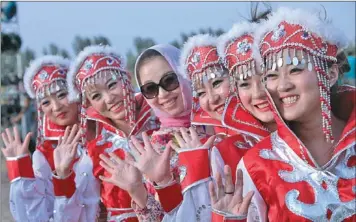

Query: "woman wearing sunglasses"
(66, 45), (160, 221)
(126, 34), (257, 222)
(95, 44), (215, 221)
(149, 32), (273, 221)
(1, 56), (100, 221)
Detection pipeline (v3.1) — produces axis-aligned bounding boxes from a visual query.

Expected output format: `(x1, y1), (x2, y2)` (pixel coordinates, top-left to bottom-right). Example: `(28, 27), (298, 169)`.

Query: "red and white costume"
(238, 7), (356, 221)
(67, 45), (160, 221)
(6, 56), (100, 222)
(147, 34), (271, 221)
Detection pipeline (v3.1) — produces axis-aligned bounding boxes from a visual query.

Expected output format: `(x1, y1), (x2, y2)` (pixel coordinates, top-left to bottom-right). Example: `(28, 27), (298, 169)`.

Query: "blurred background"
(1, 1), (355, 146)
(0, 2), (355, 220)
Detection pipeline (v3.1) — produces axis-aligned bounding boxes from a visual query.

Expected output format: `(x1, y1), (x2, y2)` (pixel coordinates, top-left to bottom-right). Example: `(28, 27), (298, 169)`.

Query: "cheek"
(174, 89), (184, 105)
(296, 74), (319, 96)
(238, 90), (252, 107)
(112, 86), (125, 98)
(148, 97), (159, 107)
(215, 84), (230, 100)
(266, 80), (278, 92)
(41, 106), (53, 117)
(198, 97), (209, 112)
(89, 100), (106, 113)
(68, 103), (79, 115)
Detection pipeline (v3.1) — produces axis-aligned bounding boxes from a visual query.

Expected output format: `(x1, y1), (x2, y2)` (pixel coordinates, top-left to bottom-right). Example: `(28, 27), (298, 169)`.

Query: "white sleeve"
(162, 180), (212, 222)
(53, 151), (101, 222)
(210, 146), (226, 183)
(237, 158), (267, 222)
(9, 150), (55, 222)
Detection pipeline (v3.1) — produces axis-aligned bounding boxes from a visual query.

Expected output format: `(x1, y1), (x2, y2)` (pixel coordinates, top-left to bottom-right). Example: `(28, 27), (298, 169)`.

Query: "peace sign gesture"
(54, 124), (81, 178)
(1, 126), (32, 158)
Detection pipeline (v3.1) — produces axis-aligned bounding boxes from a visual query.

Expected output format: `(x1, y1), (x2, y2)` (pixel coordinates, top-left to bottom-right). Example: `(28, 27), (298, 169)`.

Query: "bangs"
(36, 79), (67, 101)
(83, 69), (121, 93)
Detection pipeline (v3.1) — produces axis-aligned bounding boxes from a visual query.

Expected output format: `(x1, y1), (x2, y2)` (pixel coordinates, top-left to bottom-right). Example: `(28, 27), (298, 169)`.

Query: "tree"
(72, 35), (111, 55)
(92, 36), (111, 46)
(170, 28), (224, 49)
(22, 47), (35, 67)
(42, 43), (71, 59)
(125, 37), (156, 88)
(344, 43), (356, 56)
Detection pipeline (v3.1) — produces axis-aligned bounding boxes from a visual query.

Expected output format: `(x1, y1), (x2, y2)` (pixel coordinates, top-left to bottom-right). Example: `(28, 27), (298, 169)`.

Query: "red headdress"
(67, 45), (135, 145)
(23, 55), (70, 143)
(216, 22), (271, 137)
(179, 34), (228, 128)
(254, 7), (348, 142)
(217, 21), (263, 92)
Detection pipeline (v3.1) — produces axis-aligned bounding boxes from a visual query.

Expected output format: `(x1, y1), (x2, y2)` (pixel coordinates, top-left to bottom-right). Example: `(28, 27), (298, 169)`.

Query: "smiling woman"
(136, 48), (186, 117)
(234, 7), (356, 221)
(66, 45), (160, 221)
(1, 55), (100, 222)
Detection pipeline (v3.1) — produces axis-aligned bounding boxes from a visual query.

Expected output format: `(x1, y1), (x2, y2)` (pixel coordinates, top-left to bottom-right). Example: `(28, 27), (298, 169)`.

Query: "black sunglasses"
(140, 72), (180, 99)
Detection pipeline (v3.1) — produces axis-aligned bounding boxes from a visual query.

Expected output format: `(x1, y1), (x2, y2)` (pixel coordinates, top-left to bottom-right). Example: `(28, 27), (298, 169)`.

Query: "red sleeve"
(215, 135), (249, 183)
(6, 155), (35, 182)
(52, 172), (76, 198)
(178, 148), (211, 192)
(155, 181), (183, 213)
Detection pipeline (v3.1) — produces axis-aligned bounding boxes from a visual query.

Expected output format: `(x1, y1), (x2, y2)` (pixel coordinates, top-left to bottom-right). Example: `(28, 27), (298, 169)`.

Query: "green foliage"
(170, 28), (224, 49)
(72, 35), (111, 55)
(344, 43), (356, 56)
(125, 37), (156, 88)
(42, 43), (71, 59)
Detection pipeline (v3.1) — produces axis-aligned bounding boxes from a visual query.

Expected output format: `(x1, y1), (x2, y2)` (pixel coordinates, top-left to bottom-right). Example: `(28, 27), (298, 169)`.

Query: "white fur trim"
(217, 21), (256, 59)
(254, 7), (348, 52)
(67, 45), (126, 102)
(23, 55), (70, 99)
(179, 34), (217, 79)
(217, 21), (263, 65)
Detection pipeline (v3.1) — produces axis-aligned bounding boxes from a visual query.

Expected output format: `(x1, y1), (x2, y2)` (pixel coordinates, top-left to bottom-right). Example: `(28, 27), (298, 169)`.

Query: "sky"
(7, 1), (356, 57)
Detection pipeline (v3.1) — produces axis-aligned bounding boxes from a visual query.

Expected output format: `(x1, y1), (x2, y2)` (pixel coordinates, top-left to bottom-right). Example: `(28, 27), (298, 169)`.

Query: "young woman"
(125, 34), (272, 222)
(231, 7), (355, 221)
(1, 55), (100, 221)
(133, 44), (203, 218)
(98, 44), (214, 221)
(66, 45), (160, 221)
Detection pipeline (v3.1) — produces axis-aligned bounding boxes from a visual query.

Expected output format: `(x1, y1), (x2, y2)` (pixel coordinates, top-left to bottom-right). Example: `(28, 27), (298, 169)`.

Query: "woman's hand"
(53, 124), (81, 178)
(128, 132), (172, 185)
(1, 126), (32, 158)
(209, 165), (254, 216)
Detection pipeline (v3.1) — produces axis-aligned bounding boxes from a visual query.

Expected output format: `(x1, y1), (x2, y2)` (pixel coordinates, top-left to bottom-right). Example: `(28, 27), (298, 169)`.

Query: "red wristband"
(6, 155), (35, 182)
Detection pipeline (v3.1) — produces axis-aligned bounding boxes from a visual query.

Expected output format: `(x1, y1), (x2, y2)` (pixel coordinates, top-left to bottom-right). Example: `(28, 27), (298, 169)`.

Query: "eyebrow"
(142, 71), (174, 85)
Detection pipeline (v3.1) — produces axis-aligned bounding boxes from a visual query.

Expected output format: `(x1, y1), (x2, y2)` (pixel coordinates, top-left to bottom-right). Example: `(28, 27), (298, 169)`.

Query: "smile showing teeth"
(215, 105), (224, 114)
(256, 103), (268, 109)
(110, 102), (123, 112)
(162, 98), (176, 108)
(281, 96), (299, 105)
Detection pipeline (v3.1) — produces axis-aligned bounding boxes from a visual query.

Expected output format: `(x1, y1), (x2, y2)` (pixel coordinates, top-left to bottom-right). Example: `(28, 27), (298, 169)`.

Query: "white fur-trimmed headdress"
(23, 55), (70, 99)
(67, 45), (127, 102)
(179, 34), (227, 90)
(217, 21), (263, 84)
(255, 6), (349, 143)
(254, 7), (348, 55)
(23, 55), (70, 146)
(66, 45), (135, 147)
